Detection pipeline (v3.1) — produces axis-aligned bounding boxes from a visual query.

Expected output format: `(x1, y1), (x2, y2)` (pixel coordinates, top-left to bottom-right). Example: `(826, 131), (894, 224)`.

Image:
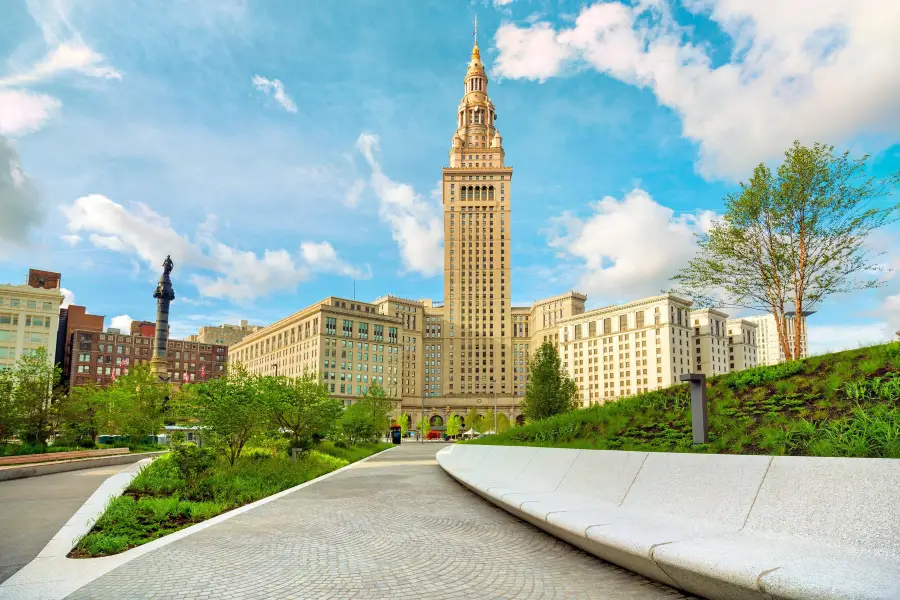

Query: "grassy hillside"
(470, 342), (900, 458)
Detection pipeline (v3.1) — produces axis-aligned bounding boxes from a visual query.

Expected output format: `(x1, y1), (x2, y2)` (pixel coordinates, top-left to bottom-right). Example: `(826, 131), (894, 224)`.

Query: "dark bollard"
(679, 373), (708, 445)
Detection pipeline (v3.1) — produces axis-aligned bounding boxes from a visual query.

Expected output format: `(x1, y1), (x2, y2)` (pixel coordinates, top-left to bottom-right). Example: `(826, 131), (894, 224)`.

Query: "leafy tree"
(264, 372), (342, 450)
(399, 412), (409, 437)
(106, 364), (168, 444)
(61, 381), (112, 446)
(417, 414), (430, 439)
(465, 408), (479, 433)
(523, 342), (578, 422)
(482, 409), (496, 433)
(0, 368), (21, 443)
(340, 401), (377, 445)
(354, 385), (393, 439)
(496, 412), (511, 433)
(11, 347), (61, 445)
(673, 141), (899, 361)
(181, 365), (266, 465)
(445, 414), (462, 438)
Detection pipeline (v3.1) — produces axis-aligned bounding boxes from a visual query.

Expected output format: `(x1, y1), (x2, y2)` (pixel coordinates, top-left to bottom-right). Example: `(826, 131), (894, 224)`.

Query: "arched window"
(430, 415), (444, 427)
(515, 414), (525, 426)
(489, 186), (494, 200)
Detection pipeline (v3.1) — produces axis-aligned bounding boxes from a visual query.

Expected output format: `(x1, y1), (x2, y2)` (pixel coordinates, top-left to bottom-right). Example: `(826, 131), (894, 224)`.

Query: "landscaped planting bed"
(470, 342), (900, 458)
(71, 442), (392, 557)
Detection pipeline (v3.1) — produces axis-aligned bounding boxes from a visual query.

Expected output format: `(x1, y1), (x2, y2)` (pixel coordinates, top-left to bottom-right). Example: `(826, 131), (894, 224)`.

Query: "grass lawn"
(71, 441), (392, 557)
(470, 342), (900, 458)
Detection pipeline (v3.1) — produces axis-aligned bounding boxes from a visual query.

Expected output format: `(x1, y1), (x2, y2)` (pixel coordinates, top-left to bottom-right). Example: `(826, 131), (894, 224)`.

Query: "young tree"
(523, 342), (578, 422)
(264, 372), (343, 450)
(61, 381), (112, 446)
(399, 412), (410, 437)
(0, 367), (21, 443)
(445, 414), (462, 438)
(673, 142), (899, 361)
(11, 347), (61, 445)
(354, 385), (393, 439)
(482, 409), (496, 432)
(417, 414), (430, 439)
(340, 402), (376, 445)
(182, 365), (266, 465)
(106, 364), (168, 445)
(496, 412), (511, 433)
(465, 407), (479, 433)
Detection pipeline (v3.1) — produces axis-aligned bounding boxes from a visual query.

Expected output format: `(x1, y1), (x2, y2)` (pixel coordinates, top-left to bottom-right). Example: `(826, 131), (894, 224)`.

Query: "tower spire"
(472, 14), (480, 60)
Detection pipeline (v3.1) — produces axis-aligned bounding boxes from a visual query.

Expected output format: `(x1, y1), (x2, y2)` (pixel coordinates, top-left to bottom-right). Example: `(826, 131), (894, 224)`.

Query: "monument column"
(150, 255), (175, 382)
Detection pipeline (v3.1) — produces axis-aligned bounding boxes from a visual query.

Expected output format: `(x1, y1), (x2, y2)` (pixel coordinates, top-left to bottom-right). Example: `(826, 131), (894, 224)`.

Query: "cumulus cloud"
(0, 135), (43, 247)
(0, 1), (120, 136)
(355, 132), (443, 277)
(60, 194), (369, 302)
(61, 287), (75, 308)
(548, 188), (716, 302)
(491, 0), (900, 180)
(251, 75), (297, 113)
(301, 241), (371, 279)
(60, 234), (81, 246)
(110, 315), (134, 332)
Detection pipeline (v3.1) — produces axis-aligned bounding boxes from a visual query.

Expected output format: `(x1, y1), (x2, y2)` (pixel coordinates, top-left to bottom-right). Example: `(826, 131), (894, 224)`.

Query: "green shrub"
(723, 361), (806, 388)
(171, 443), (216, 489)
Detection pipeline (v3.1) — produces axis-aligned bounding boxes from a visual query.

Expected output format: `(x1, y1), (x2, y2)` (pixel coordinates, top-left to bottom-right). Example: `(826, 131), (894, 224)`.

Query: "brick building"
(130, 320), (158, 337)
(57, 305), (105, 386)
(66, 329), (227, 387)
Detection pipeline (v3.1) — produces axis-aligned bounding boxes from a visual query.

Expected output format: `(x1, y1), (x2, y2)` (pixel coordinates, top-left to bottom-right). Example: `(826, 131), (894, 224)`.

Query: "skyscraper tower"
(442, 31), (513, 406)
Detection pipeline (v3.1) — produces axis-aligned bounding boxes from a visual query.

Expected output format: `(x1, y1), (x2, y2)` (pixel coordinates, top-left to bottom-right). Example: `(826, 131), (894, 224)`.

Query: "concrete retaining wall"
(0, 452), (167, 482)
(437, 445), (900, 600)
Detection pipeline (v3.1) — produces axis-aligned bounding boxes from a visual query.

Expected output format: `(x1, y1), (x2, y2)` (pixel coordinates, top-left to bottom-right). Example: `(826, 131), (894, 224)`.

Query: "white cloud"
(60, 193), (367, 302)
(491, 1), (900, 180)
(355, 132), (443, 277)
(251, 75), (297, 113)
(110, 314), (134, 332)
(60, 234), (81, 246)
(494, 0), (516, 5)
(344, 179), (366, 207)
(0, 135), (43, 246)
(548, 188), (716, 302)
(60, 287), (74, 308)
(0, 90), (61, 136)
(0, 0), (120, 136)
(807, 322), (896, 356)
(301, 241), (371, 279)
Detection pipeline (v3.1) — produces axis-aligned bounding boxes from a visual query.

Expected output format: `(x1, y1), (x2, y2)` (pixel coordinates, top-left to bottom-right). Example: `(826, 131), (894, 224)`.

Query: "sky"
(1, 0), (899, 355)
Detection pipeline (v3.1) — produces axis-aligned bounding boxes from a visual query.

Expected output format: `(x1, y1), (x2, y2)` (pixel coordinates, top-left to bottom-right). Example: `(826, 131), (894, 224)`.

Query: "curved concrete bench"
(437, 445), (900, 600)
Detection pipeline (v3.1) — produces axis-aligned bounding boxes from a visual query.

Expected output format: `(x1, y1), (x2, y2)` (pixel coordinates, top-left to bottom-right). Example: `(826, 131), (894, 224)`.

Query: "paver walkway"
(0, 464), (124, 584)
(66, 443), (695, 600)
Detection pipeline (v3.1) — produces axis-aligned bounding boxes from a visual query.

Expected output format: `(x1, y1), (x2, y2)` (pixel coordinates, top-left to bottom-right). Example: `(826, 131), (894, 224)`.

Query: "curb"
(0, 445), (397, 600)
(0, 452), (168, 482)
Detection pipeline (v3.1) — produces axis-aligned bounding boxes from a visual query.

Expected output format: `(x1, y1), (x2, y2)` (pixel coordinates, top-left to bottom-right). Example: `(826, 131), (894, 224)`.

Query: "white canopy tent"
(462, 428), (481, 437)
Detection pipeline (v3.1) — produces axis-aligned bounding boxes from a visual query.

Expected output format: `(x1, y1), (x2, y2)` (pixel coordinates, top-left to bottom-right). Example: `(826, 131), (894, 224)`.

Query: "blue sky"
(1, 0), (898, 354)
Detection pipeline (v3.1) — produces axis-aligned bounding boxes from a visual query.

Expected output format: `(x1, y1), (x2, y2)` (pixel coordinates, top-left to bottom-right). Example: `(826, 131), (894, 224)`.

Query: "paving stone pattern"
(67, 443), (696, 600)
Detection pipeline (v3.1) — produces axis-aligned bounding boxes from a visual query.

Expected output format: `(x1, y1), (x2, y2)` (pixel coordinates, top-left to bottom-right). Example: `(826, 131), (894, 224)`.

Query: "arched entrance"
(429, 415), (444, 427)
(515, 414), (525, 426)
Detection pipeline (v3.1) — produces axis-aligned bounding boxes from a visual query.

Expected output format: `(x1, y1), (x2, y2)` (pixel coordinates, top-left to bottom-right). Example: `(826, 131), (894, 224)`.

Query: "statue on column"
(150, 255), (176, 382)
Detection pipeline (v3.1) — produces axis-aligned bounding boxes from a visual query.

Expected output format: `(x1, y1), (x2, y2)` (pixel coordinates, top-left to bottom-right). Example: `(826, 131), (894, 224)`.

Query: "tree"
(354, 385), (393, 439)
(417, 414), (430, 439)
(0, 368), (21, 444)
(340, 402), (377, 445)
(496, 412), (511, 433)
(523, 342), (578, 422)
(672, 142), (899, 361)
(106, 364), (168, 445)
(399, 412), (410, 437)
(465, 408), (479, 433)
(264, 372), (342, 450)
(445, 414), (462, 438)
(11, 347), (61, 445)
(61, 381), (112, 446)
(482, 409), (496, 433)
(181, 365), (266, 465)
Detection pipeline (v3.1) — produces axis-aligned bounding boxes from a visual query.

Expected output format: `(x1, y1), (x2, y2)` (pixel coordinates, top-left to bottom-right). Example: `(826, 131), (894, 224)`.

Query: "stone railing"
(0, 447), (129, 467)
(437, 444), (899, 600)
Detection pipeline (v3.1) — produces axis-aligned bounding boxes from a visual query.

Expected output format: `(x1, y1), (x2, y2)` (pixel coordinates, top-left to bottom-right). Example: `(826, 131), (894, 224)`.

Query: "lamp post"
(491, 378), (497, 433)
(420, 393), (425, 444)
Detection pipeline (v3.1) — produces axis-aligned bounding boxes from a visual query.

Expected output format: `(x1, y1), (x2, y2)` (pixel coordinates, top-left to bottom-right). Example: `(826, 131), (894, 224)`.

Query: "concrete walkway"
(0, 464), (125, 584)
(66, 443), (694, 600)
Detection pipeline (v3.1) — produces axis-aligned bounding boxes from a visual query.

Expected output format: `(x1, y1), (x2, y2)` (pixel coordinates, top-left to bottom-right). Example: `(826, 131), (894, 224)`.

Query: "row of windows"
(0, 298), (55, 310)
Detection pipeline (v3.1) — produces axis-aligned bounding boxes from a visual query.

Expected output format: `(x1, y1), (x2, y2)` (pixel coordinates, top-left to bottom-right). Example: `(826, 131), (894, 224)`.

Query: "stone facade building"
(0, 269), (65, 372)
(743, 311), (813, 365)
(188, 320), (263, 346)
